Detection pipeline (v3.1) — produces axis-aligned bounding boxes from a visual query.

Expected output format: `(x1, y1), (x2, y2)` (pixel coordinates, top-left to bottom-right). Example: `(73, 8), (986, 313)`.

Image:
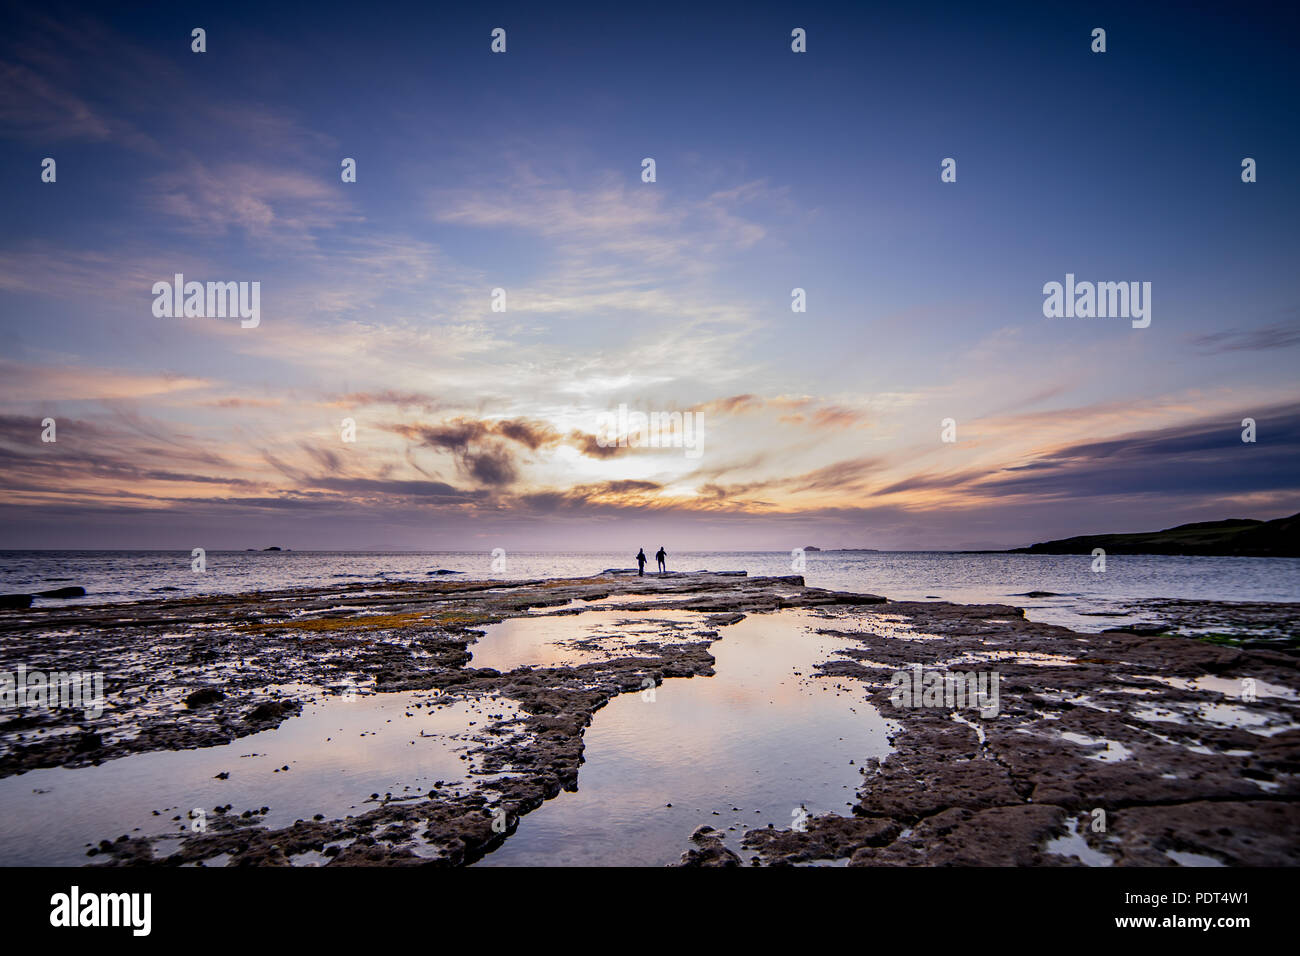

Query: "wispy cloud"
(1188, 322), (1300, 354)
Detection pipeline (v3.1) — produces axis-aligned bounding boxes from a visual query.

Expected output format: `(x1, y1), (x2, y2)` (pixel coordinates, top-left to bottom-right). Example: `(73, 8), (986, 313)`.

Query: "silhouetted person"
(656, 547), (667, 573)
(636, 548), (647, 576)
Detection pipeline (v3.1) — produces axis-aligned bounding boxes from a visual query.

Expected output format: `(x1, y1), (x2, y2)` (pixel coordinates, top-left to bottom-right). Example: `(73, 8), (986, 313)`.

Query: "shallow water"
(3, 549), (1296, 633)
(1044, 817), (1115, 866)
(0, 689), (521, 866)
(1142, 674), (1298, 701)
(468, 608), (708, 671)
(0, 606), (895, 867)
(477, 609), (896, 866)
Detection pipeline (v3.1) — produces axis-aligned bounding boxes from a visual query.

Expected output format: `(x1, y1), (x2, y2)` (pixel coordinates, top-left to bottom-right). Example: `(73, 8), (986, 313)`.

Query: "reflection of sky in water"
(469, 609), (706, 671)
(0, 690), (522, 866)
(1140, 674), (1298, 701)
(1044, 817), (1114, 867)
(479, 609), (896, 867)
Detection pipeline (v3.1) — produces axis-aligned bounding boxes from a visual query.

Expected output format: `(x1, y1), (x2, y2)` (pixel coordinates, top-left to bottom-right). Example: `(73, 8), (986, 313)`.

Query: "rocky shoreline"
(0, 573), (1296, 866)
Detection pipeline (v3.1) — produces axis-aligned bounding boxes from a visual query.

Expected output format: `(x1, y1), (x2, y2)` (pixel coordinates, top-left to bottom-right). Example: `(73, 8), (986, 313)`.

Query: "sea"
(0, 549), (1296, 632)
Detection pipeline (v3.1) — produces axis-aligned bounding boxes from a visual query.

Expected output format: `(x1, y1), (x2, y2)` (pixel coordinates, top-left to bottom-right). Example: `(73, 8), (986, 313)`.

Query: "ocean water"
(0, 549), (1296, 632)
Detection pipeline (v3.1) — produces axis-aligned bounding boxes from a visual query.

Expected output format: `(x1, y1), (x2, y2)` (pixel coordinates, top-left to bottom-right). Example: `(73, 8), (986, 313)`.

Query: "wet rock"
(848, 805), (1069, 866)
(677, 826), (741, 867)
(6, 570), (1297, 868)
(1103, 800), (1300, 866)
(1101, 623), (1171, 637)
(243, 700), (300, 727)
(36, 586), (86, 598)
(744, 814), (900, 865)
(185, 687), (226, 708)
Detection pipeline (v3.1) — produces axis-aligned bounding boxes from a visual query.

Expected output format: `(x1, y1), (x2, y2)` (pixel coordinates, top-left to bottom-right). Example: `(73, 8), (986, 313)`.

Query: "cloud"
(308, 476), (484, 500)
(785, 456), (885, 494)
(0, 360), (212, 402)
(692, 394), (867, 429)
(516, 480), (665, 513)
(148, 161), (358, 240)
(387, 417), (567, 488)
(0, 244), (201, 302)
(1187, 322), (1300, 354)
(299, 442), (343, 474)
(696, 394), (762, 415)
(886, 403), (1300, 504)
(204, 397), (282, 409)
(567, 429), (628, 459)
(0, 60), (113, 141)
(330, 390), (445, 412)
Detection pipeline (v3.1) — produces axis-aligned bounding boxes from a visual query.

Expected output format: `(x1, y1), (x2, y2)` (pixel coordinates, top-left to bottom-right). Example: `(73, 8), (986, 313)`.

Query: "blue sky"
(1, 0), (1297, 550)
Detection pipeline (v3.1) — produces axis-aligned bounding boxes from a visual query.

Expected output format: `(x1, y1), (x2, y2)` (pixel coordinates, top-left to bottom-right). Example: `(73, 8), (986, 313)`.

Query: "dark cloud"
(515, 480), (664, 514)
(387, 419), (538, 487)
(387, 416), (612, 485)
(334, 390), (445, 412)
(0, 415), (253, 493)
(872, 472), (965, 497)
(464, 445), (517, 486)
(495, 419), (561, 450)
(975, 404), (1300, 500)
(298, 442), (343, 474)
(310, 477), (483, 499)
(566, 428), (627, 459)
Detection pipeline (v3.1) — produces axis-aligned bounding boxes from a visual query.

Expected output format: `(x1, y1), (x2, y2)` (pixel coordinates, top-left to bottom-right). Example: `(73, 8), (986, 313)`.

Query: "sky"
(0, 0), (1297, 551)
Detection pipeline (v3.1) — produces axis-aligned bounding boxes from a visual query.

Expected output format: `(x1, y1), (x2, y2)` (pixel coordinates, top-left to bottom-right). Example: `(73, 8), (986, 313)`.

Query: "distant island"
(1008, 512), (1299, 558)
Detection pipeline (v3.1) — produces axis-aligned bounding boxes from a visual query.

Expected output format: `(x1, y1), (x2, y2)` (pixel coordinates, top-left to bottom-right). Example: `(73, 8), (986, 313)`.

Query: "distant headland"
(1005, 512), (1299, 558)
